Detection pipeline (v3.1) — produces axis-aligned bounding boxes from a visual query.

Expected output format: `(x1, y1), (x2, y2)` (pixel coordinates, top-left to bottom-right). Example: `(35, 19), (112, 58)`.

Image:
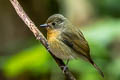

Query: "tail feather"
(89, 58), (104, 78)
(93, 63), (104, 77)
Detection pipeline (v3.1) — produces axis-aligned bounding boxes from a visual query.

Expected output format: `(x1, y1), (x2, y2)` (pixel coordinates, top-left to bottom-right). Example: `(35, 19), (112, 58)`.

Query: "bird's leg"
(66, 59), (69, 66)
(61, 59), (69, 73)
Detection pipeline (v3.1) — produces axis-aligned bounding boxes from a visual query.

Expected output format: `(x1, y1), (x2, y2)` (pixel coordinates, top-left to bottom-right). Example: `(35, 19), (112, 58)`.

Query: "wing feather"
(60, 27), (90, 58)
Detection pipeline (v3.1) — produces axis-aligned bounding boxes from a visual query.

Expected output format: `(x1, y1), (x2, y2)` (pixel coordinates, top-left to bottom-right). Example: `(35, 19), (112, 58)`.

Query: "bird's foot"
(60, 65), (68, 73)
(60, 59), (69, 73)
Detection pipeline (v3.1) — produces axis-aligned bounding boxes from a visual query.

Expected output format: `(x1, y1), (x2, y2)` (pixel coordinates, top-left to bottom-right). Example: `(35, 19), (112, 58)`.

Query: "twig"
(9, 0), (76, 80)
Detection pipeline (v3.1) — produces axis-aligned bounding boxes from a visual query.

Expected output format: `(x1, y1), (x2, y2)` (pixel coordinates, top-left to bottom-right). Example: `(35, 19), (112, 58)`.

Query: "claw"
(61, 59), (69, 73)
(60, 65), (68, 73)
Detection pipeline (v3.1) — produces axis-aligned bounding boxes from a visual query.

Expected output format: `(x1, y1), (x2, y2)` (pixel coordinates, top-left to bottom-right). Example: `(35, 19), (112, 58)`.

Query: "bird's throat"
(47, 29), (60, 42)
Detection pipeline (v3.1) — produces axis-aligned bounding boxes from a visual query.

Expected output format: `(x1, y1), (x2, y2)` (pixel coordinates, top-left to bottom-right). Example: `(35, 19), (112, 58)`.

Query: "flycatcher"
(40, 14), (104, 77)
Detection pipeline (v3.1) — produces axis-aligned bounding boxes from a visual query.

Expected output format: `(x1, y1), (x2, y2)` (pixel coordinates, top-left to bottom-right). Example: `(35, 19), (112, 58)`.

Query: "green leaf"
(3, 44), (52, 77)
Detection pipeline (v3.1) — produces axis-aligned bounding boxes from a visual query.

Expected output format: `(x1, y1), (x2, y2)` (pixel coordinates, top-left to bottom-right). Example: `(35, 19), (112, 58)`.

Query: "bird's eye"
(52, 22), (55, 26)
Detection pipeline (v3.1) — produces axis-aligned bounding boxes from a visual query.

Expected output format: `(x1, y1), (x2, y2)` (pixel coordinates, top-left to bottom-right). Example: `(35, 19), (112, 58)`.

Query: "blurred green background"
(0, 0), (120, 80)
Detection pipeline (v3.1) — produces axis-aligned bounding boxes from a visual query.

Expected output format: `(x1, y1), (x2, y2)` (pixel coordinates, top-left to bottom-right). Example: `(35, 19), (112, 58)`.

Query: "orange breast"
(47, 29), (60, 42)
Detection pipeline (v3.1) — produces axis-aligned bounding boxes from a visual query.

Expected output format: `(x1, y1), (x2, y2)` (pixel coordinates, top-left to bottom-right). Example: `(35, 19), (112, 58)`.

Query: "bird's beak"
(40, 24), (48, 28)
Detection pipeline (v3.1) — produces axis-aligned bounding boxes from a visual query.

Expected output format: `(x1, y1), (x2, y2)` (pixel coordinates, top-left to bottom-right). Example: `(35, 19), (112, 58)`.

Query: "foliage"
(3, 18), (120, 80)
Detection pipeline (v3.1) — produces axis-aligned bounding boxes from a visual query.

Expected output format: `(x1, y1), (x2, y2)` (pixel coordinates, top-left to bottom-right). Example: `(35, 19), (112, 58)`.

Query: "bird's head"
(40, 14), (67, 30)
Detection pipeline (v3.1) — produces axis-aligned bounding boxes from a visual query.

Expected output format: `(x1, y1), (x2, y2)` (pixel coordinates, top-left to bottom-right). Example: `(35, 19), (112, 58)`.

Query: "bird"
(40, 14), (104, 77)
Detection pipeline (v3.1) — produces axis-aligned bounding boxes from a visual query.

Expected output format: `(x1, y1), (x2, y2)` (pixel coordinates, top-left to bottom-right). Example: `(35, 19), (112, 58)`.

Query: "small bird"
(40, 14), (104, 77)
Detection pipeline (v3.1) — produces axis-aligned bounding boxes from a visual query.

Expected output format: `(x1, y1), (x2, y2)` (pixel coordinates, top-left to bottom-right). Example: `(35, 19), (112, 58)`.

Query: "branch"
(9, 0), (76, 80)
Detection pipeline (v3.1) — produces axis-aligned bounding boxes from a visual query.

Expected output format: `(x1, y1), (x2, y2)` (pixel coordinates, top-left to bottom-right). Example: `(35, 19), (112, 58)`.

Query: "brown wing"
(60, 27), (104, 77)
(60, 27), (90, 58)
